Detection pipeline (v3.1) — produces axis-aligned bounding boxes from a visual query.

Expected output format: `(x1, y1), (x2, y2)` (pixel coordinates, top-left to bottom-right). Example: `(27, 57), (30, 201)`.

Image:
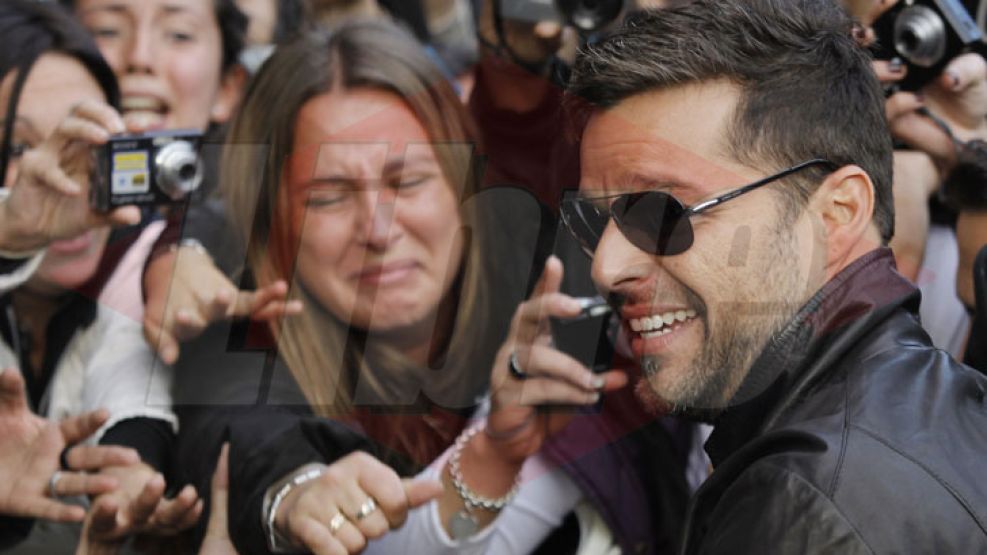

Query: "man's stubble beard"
(636, 206), (808, 419)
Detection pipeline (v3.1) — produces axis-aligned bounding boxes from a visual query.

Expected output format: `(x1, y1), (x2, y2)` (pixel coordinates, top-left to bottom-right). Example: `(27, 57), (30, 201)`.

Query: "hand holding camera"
(0, 100), (140, 254)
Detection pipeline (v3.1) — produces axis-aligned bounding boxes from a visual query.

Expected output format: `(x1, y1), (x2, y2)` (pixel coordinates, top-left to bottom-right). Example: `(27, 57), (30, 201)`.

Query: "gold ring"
(328, 512), (347, 534)
(355, 497), (377, 520)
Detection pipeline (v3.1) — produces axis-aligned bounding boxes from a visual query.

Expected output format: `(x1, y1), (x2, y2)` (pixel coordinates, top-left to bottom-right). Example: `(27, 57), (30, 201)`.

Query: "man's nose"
(591, 219), (651, 295)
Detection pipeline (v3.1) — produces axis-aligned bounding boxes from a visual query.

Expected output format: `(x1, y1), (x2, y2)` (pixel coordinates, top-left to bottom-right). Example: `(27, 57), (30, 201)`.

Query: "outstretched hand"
(143, 245), (303, 364)
(0, 369), (139, 522)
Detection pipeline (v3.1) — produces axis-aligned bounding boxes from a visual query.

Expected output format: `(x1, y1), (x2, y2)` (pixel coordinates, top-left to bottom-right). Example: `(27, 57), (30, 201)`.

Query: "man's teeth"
(630, 310), (697, 338)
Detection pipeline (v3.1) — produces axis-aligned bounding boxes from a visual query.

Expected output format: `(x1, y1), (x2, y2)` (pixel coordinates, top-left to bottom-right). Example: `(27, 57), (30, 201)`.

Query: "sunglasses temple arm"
(687, 158), (834, 216)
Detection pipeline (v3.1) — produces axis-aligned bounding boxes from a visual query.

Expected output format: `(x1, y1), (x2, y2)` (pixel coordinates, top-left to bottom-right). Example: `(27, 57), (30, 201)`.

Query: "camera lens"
(155, 140), (203, 200)
(893, 5), (947, 68)
(178, 163), (197, 182)
(557, 0), (623, 33)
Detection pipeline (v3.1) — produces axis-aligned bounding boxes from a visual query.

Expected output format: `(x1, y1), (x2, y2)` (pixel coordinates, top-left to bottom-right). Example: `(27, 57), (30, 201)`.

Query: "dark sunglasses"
(560, 158), (837, 257)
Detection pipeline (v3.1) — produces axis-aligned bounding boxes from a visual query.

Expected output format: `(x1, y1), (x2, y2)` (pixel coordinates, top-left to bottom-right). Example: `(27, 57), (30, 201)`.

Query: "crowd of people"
(0, 0), (984, 553)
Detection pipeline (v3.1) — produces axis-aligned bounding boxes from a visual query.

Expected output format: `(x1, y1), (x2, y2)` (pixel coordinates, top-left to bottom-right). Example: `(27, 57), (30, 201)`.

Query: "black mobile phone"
(550, 296), (616, 373)
(550, 212), (618, 373)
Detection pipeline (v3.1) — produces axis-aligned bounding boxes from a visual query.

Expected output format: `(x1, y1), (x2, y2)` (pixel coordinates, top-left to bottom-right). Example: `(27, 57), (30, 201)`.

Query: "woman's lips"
(48, 231), (93, 255)
(354, 261), (419, 286)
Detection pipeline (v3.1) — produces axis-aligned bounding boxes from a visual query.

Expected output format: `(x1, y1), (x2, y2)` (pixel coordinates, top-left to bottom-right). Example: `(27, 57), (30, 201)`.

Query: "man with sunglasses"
(559, 0), (987, 552)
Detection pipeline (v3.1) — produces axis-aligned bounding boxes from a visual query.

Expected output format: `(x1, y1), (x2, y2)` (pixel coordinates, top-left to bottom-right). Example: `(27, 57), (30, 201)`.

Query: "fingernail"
(589, 392), (601, 404)
(592, 376), (606, 390)
(948, 71), (961, 89)
(888, 57), (904, 74)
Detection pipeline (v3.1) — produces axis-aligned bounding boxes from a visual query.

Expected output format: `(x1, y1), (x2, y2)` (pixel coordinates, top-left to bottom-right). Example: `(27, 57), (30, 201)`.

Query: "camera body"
(91, 130), (204, 211)
(499, 0), (627, 34)
(551, 296), (616, 373)
(872, 0), (984, 91)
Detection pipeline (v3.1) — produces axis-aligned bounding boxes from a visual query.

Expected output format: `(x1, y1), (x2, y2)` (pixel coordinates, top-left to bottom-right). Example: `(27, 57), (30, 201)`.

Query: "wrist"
(261, 463), (328, 554)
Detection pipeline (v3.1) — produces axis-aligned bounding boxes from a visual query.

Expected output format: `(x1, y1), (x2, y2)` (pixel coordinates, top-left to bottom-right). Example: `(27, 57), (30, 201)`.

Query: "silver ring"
(355, 497), (377, 520)
(328, 512), (347, 534)
(508, 352), (528, 380)
(47, 470), (64, 498)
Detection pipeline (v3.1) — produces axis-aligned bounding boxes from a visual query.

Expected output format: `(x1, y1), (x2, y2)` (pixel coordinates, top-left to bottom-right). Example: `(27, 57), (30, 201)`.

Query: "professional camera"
(872, 0), (984, 91)
(91, 130), (203, 211)
(499, 0), (627, 34)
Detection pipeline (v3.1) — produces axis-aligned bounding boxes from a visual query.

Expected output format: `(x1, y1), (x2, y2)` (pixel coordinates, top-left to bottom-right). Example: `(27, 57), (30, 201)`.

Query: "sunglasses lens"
(612, 192), (693, 255)
(561, 199), (610, 257)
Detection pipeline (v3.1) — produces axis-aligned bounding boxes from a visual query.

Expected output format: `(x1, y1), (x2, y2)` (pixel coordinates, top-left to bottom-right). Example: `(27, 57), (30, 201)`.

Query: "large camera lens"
(894, 4), (947, 67)
(155, 140), (203, 200)
(557, 0), (624, 33)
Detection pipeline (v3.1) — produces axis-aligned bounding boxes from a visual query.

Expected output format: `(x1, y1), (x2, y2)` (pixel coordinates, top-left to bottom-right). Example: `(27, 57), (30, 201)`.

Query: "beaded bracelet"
(447, 423), (521, 538)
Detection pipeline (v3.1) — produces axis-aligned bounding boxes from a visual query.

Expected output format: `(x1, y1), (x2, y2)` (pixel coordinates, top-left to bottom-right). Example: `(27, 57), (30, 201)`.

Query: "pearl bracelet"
(449, 423), (521, 512)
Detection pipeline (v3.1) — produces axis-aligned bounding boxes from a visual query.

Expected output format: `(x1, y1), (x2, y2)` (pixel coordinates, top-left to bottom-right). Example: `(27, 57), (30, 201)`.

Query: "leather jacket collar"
(705, 247), (920, 466)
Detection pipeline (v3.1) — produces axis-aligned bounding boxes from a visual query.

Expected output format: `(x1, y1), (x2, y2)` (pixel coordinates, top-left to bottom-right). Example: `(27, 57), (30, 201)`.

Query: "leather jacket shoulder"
(683, 249), (987, 554)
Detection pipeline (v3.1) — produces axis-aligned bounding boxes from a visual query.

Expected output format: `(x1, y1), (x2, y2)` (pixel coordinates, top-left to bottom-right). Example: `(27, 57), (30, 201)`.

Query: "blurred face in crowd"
(285, 88), (465, 343)
(0, 54), (110, 293)
(235, 0), (276, 46)
(582, 81), (820, 413)
(74, 0), (241, 131)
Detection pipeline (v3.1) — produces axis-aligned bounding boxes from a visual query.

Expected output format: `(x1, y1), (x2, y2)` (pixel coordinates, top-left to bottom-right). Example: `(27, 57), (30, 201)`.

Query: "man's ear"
(210, 63), (248, 125)
(811, 164), (881, 273)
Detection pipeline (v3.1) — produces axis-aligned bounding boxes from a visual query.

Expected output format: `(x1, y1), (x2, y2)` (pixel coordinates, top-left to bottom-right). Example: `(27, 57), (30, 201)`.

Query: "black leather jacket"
(681, 248), (987, 554)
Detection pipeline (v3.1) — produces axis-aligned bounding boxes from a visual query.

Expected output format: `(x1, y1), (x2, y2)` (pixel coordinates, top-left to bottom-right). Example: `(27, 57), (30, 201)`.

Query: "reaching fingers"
(59, 409), (109, 444)
(143, 316), (180, 365)
(125, 474), (167, 528)
(231, 280), (288, 318)
(19, 497), (86, 523)
(205, 444), (230, 537)
(87, 496), (123, 539)
(0, 368), (28, 412)
(51, 471), (119, 498)
(250, 299), (304, 322)
(200, 288), (237, 324)
(171, 307), (209, 342)
(64, 444), (140, 471)
(149, 486), (202, 534)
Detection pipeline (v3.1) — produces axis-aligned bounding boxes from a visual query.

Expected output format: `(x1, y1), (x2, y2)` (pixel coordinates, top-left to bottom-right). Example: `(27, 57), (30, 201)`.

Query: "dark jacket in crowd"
(172, 187), (693, 555)
(681, 248), (987, 554)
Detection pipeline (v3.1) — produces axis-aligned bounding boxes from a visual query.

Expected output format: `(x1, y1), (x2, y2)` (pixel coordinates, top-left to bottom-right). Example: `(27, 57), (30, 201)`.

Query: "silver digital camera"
(91, 130), (204, 211)
(873, 0), (984, 91)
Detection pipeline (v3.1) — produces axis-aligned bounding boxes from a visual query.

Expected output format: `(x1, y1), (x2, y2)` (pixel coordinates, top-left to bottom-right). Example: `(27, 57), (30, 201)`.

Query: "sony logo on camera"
(91, 129), (204, 212)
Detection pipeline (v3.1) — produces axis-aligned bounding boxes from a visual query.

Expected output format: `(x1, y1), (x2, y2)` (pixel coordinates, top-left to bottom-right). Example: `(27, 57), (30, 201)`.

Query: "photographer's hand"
(0, 100), (140, 254)
(142, 246), (302, 364)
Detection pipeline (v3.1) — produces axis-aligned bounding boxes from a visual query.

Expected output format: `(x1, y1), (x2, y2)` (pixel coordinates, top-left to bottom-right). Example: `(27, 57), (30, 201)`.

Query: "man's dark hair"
(60, 0), (247, 72)
(567, 0), (895, 243)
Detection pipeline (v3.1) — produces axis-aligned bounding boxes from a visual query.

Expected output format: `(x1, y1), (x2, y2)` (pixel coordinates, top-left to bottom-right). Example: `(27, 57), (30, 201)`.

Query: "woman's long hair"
(222, 20), (495, 464)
